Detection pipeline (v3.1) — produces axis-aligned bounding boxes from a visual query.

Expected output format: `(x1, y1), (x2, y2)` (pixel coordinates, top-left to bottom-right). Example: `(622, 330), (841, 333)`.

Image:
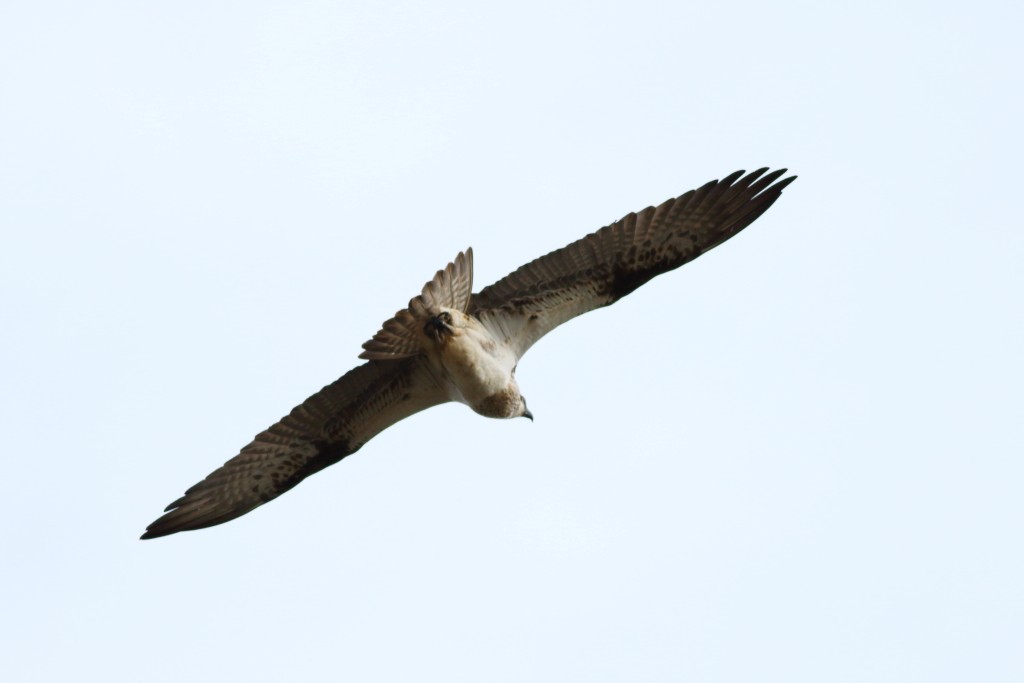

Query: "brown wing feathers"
(472, 168), (793, 312)
(607, 168), (794, 301)
(468, 169), (794, 357)
(141, 359), (441, 539)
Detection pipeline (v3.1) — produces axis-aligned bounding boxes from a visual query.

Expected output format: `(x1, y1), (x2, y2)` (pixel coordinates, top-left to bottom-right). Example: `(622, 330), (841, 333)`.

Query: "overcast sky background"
(2, 2), (1022, 681)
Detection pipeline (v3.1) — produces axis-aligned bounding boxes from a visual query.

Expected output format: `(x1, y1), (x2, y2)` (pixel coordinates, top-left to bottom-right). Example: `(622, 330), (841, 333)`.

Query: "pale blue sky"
(2, 1), (1022, 681)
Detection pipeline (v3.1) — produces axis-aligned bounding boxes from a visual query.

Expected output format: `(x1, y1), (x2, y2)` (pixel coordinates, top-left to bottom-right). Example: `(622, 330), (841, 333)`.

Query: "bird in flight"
(142, 168), (795, 539)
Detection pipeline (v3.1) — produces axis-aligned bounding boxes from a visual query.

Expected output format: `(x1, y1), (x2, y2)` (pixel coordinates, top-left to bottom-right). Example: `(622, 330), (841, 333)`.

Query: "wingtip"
(720, 169), (746, 185)
(766, 167), (796, 185)
(140, 518), (176, 540)
(742, 167), (796, 198)
(775, 172), (798, 191)
(731, 167), (796, 187)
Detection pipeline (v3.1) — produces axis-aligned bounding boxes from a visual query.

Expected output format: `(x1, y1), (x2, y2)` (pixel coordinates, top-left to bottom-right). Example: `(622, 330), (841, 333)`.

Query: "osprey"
(142, 168), (795, 539)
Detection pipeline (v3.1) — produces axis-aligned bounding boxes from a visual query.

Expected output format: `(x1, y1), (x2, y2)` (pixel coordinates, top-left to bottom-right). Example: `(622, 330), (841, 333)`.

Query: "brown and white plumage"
(142, 168), (795, 539)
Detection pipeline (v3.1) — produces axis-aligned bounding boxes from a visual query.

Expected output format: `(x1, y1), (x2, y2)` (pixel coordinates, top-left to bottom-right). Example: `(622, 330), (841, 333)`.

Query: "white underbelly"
(436, 329), (515, 406)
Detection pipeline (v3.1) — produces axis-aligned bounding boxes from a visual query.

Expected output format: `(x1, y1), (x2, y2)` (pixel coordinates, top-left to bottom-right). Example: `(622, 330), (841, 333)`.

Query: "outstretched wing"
(470, 168), (795, 357)
(142, 358), (446, 539)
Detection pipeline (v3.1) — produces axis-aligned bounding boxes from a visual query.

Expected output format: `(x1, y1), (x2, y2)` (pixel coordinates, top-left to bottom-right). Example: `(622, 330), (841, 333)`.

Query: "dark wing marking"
(360, 249), (474, 360)
(471, 168), (795, 357)
(142, 358), (446, 539)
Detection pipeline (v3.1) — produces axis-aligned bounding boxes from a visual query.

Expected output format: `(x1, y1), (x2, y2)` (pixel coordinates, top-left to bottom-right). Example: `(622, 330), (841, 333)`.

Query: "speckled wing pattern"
(471, 168), (795, 357)
(141, 358), (445, 539)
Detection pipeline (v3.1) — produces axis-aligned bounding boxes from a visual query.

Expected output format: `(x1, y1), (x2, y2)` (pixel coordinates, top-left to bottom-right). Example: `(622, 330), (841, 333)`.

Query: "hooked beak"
(523, 409), (534, 422)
